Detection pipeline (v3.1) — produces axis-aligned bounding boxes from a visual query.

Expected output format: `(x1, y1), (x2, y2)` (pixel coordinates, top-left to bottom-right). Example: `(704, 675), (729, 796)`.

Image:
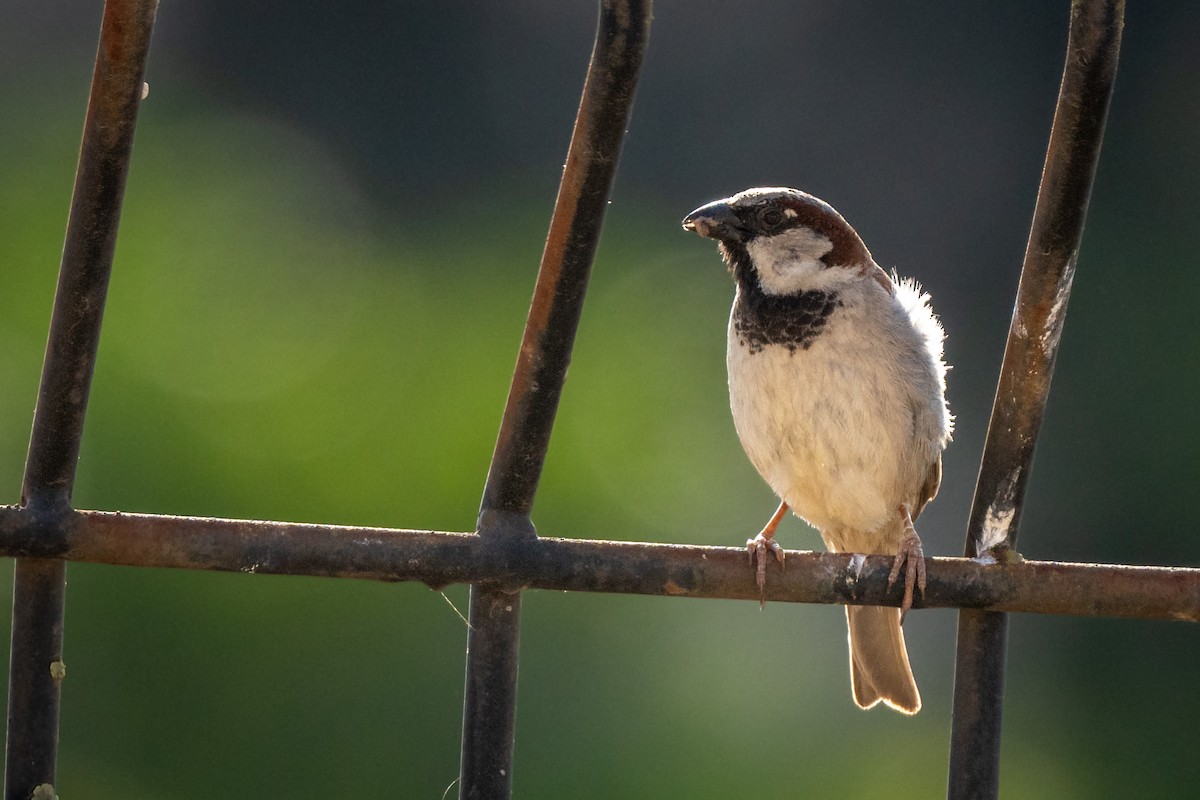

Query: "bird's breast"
(726, 290), (930, 537)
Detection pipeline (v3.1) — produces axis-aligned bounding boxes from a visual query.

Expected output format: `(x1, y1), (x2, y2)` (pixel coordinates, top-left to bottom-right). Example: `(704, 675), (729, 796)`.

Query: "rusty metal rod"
(463, 3), (650, 797)
(3, 560), (67, 800)
(459, 587), (522, 800)
(477, 0), (651, 526)
(948, 2), (1125, 798)
(961, 0), (1124, 562)
(5, 2), (158, 798)
(19, 0), (158, 512)
(0, 507), (1193, 621)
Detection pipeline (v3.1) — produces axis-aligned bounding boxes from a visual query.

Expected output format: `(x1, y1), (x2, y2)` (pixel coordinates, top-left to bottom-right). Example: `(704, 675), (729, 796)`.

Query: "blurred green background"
(2, 1), (1199, 797)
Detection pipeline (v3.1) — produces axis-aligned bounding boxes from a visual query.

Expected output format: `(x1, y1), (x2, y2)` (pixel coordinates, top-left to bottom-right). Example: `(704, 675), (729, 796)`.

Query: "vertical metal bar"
(459, 2), (650, 798)
(3, 561), (67, 800)
(5, 2), (158, 798)
(947, 610), (1010, 800)
(458, 587), (522, 800)
(475, 0), (652, 526)
(947, 2), (1123, 798)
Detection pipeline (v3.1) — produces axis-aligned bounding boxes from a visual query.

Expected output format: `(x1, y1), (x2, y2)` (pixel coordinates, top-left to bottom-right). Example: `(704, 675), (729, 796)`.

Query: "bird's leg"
(887, 503), (927, 623)
(748, 500), (788, 606)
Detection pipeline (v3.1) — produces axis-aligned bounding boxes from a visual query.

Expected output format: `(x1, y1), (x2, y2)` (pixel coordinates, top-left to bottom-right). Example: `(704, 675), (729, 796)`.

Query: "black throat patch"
(724, 245), (841, 354)
(733, 288), (841, 354)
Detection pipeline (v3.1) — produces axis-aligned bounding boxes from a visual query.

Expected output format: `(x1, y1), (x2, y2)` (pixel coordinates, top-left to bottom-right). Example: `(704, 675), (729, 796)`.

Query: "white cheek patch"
(746, 227), (833, 295)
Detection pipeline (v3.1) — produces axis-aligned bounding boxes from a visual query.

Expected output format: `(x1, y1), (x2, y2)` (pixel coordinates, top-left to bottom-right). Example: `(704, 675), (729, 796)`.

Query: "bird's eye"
(759, 207), (785, 229)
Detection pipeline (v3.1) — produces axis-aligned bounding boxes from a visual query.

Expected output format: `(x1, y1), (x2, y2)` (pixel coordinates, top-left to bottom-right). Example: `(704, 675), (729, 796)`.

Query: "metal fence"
(1, 0), (1195, 798)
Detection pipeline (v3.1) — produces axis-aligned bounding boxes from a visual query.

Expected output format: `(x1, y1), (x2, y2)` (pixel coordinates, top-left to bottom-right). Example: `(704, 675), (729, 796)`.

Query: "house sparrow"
(682, 187), (951, 714)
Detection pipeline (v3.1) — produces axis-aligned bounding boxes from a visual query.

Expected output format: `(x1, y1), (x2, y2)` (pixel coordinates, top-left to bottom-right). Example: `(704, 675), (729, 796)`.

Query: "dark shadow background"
(2, 1), (1198, 797)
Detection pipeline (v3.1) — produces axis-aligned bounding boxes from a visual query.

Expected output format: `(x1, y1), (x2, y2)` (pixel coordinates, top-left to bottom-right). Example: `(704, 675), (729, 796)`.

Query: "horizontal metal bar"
(0, 507), (1194, 621)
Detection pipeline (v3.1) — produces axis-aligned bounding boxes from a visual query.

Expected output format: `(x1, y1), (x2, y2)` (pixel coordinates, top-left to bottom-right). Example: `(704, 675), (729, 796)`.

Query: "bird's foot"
(887, 505), (927, 623)
(747, 533), (785, 607)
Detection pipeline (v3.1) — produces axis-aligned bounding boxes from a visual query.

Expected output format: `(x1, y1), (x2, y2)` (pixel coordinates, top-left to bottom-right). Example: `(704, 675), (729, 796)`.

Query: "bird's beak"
(682, 200), (745, 243)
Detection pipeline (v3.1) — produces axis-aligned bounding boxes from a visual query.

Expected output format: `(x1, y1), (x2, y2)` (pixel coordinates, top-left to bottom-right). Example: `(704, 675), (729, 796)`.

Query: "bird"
(682, 187), (952, 714)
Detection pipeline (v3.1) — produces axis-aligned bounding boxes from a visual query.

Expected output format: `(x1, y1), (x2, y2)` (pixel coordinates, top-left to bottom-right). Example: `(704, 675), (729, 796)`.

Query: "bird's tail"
(845, 604), (921, 714)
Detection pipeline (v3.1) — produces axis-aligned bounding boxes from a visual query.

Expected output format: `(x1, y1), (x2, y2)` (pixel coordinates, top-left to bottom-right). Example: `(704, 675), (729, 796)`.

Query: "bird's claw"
(747, 533), (785, 607)
(887, 523), (926, 624)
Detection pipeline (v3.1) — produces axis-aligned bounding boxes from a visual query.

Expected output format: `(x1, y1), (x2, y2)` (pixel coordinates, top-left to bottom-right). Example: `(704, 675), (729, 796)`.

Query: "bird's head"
(683, 187), (885, 296)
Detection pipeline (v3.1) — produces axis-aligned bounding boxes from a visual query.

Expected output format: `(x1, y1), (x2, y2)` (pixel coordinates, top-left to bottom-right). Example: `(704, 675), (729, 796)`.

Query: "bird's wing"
(865, 262), (895, 295)
(911, 454), (942, 521)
